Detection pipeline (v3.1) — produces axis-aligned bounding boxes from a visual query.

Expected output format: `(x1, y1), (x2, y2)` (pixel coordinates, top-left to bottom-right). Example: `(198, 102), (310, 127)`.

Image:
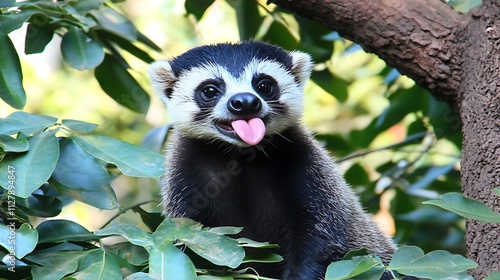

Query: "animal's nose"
(227, 93), (262, 117)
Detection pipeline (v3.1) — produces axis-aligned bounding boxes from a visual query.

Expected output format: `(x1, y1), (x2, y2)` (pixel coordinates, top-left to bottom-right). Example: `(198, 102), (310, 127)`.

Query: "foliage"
(0, 0), (158, 113)
(325, 247), (477, 280)
(1, 0), (499, 279)
(21, 218), (280, 280)
(424, 192), (500, 223)
(448, 0), (482, 13)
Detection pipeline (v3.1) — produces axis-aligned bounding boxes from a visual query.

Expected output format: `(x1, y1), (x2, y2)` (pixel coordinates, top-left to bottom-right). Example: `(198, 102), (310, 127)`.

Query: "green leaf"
(184, 0), (216, 20)
(17, 193), (63, 217)
(495, 188), (500, 196)
(26, 11), (52, 27)
(0, 130), (59, 198)
(449, 0), (482, 13)
(485, 272), (500, 280)
(296, 15), (334, 62)
(375, 87), (427, 131)
(316, 134), (352, 157)
(427, 96), (461, 138)
(423, 192), (500, 223)
(37, 219), (96, 243)
(398, 207), (460, 224)
(153, 218), (245, 269)
(24, 23), (54, 54)
(232, 0), (262, 40)
(351, 86), (428, 147)
(137, 31), (162, 52)
(94, 54), (150, 114)
(311, 69), (348, 102)
(262, 20), (298, 51)
(0, 31), (26, 109)
(218, 268), (277, 280)
(61, 27), (105, 70)
(132, 206), (163, 232)
(208, 226), (243, 235)
(124, 272), (156, 280)
(30, 243), (85, 255)
(106, 242), (149, 266)
(142, 124), (171, 154)
(344, 163), (370, 186)
(237, 238), (278, 249)
(198, 276), (234, 280)
(50, 137), (118, 210)
(426, 95), (462, 148)
(408, 163), (455, 193)
(0, 111), (57, 135)
(15, 3), (88, 32)
(68, 0), (104, 13)
(99, 37), (131, 69)
(0, 0), (15, 8)
(0, 10), (38, 34)
(73, 134), (164, 178)
(325, 256), (384, 280)
(348, 266), (386, 280)
(152, 218), (202, 245)
(96, 30), (155, 63)
(89, 5), (137, 41)
(0, 133), (28, 152)
(242, 252), (283, 264)
(149, 244), (197, 280)
(388, 246), (477, 279)
(341, 248), (372, 260)
(0, 223), (38, 258)
(95, 222), (153, 248)
(30, 250), (88, 280)
(64, 249), (122, 280)
(183, 231), (244, 268)
(61, 119), (98, 133)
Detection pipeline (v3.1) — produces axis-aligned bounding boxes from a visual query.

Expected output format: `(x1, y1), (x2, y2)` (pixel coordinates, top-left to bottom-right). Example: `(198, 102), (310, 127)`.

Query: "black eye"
(252, 74), (279, 100)
(257, 80), (273, 95)
(201, 85), (220, 101)
(253, 76), (277, 99)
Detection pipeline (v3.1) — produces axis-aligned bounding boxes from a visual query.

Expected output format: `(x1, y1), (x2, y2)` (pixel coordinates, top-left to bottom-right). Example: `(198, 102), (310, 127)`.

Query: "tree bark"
(268, 0), (500, 278)
(460, 1), (500, 277)
(269, 0), (465, 104)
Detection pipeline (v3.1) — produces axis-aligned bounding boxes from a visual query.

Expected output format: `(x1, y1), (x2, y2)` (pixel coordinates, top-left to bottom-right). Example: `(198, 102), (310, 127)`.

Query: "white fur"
(148, 60), (174, 106)
(290, 51), (314, 87)
(148, 49), (313, 146)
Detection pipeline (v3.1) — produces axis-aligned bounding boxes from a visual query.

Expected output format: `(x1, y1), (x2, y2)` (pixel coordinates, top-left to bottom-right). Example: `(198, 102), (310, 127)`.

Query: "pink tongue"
(231, 118), (266, 145)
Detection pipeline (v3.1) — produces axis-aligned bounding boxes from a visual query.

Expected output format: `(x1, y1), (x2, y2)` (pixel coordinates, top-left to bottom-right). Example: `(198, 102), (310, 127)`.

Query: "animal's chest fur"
(163, 127), (396, 279)
(210, 162), (292, 241)
(200, 146), (305, 241)
(166, 127), (318, 243)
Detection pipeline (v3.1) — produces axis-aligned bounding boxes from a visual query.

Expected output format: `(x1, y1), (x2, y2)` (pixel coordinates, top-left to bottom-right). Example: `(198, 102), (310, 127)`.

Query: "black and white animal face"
(149, 41), (312, 147)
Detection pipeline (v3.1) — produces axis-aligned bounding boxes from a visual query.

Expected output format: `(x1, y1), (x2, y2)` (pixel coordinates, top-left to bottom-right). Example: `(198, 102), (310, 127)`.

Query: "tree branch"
(268, 0), (467, 105)
(458, 0), (500, 277)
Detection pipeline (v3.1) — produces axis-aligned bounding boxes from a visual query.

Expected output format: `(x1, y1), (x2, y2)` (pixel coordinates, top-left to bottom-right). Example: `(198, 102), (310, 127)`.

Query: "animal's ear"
(148, 60), (176, 101)
(289, 51), (313, 88)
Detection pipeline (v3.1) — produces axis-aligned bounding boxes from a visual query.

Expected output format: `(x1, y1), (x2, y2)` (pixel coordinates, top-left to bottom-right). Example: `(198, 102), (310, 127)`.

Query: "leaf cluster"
(0, 111), (280, 279)
(0, 111), (163, 213)
(0, 0), (160, 113)
(325, 246), (477, 280)
(20, 218), (280, 280)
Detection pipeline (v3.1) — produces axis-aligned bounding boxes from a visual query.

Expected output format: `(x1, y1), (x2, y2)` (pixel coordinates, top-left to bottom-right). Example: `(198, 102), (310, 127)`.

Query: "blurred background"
(1, 0), (465, 255)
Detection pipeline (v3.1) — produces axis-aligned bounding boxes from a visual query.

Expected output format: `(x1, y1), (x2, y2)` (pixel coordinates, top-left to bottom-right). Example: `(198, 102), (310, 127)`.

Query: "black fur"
(162, 127), (395, 279)
(168, 41), (293, 79)
(152, 41), (396, 279)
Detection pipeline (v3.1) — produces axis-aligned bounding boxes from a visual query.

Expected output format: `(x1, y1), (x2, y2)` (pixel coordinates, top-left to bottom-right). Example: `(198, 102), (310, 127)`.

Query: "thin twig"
(99, 199), (160, 229)
(336, 131), (427, 163)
